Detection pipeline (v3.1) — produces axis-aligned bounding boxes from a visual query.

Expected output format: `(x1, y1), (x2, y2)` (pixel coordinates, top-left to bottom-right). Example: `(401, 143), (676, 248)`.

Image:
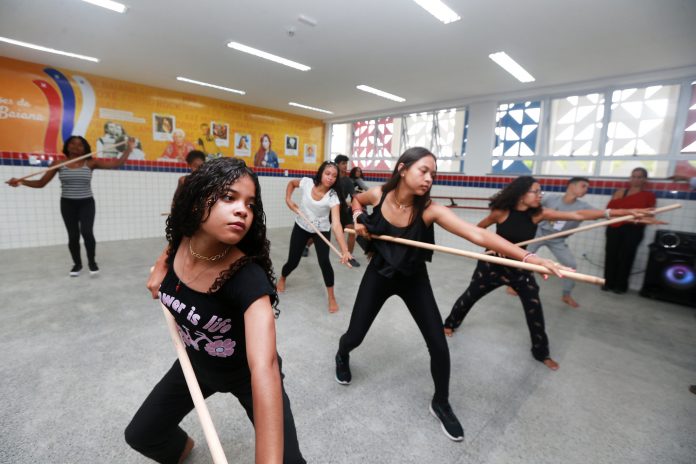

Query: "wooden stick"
(12, 140), (128, 182)
(160, 303), (229, 464)
(509, 203), (681, 248)
(295, 209), (343, 258)
(345, 229), (604, 285)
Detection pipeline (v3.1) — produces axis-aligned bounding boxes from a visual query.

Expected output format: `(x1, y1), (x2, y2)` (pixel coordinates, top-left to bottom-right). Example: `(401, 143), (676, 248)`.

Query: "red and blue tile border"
(2, 152), (695, 201)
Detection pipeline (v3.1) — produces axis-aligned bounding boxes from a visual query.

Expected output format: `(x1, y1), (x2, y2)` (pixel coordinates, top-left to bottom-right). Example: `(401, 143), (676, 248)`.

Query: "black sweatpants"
(444, 260), (550, 362)
(60, 197), (96, 266)
(124, 360), (305, 464)
(604, 224), (645, 292)
(338, 262), (451, 403)
(281, 223), (334, 287)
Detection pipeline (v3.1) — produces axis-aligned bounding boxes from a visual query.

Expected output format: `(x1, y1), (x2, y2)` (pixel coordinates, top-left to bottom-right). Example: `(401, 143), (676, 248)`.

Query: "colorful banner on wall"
(0, 56), (324, 168)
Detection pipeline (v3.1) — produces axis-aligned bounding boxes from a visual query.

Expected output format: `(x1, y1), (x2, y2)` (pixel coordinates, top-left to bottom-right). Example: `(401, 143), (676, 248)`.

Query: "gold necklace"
(189, 240), (231, 261)
(393, 195), (413, 210)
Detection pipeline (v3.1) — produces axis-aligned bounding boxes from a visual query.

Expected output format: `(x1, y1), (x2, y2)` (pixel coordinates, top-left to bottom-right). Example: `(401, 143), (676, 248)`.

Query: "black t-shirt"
(159, 260), (276, 388)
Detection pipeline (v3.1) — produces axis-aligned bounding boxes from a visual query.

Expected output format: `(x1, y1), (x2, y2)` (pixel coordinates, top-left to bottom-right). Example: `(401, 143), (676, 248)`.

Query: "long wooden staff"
(295, 208), (343, 258)
(10, 140), (127, 182)
(160, 303), (229, 464)
(345, 229), (603, 285)
(502, 203), (681, 249)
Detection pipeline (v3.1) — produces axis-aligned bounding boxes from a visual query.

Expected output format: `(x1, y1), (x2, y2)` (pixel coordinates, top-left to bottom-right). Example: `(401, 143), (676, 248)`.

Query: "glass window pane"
(539, 160), (597, 176)
(351, 117), (394, 171)
(605, 84), (680, 156)
(681, 83), (696, 153)
(492, 101), (540, 158)
(548, 93), (604, 156)
(598, 160), (670, 177)
(491, 159), (533, 174)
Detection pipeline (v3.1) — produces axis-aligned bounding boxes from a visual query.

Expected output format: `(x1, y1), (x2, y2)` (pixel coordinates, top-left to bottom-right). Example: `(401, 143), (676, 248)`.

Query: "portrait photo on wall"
(303, 143), (317, 164)
(234, 133), (251, 157)
(253, 133), (280, 168)
(97, 121), (146, 160)
(212, 121), (229, 147)
(152, 114), (175, 141)
(197, 122), (221, 156)
(285, 135), (299, 156)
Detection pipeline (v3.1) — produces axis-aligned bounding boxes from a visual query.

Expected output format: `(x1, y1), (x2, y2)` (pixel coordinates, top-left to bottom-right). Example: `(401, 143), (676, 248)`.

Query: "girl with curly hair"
(131, 158), (305, 463)
(444, 176), (648, 370)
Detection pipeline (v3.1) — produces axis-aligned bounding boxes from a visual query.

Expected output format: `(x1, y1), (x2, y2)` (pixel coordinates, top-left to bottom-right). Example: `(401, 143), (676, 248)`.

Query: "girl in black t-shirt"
(128, 158), (305, 463)
(337, 148), (563, 442)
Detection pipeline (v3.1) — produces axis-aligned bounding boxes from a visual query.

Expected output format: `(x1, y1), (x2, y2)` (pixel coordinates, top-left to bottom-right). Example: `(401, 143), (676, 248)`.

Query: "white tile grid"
(2, 164), (694, 291)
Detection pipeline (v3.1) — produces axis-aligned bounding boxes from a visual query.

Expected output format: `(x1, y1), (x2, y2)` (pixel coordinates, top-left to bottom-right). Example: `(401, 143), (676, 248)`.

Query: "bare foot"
(561, 295), (579, 308)
(506, 286), (518, 296)
(328, 298), (339, 313)
(277, 276), (286, 293)
(542, 358), (559, 371)
(444, 327), (454, 337)
(178, 436), (194, 463)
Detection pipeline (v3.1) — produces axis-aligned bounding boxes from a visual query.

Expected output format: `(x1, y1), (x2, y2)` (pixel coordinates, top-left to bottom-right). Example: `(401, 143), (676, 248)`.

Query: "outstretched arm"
(245, 296), (283, 463)
(6, 159), (60, 188)
(330, 205), (353, 265)
(540, 207), (651, 222)
(92, 137), (135, 169)
(351, 186), (382, 237)
(427, 204), (563, 276)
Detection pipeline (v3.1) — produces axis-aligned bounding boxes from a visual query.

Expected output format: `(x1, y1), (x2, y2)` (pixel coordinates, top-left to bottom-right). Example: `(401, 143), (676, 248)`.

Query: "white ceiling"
(1, 0), (695, 122)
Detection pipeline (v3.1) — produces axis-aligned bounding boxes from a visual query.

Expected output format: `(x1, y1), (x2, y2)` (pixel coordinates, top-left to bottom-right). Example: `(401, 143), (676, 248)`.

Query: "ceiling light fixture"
(356, 85), (406, 103)
(176, 77), (245, 95)
(0, 36), (99, 62)
(81, 0), (127, 14)
(412, 0), (461, 24)
(227, 41), (311, 71)
(488, 51), (535, 83)
(289, 102), (333, 114)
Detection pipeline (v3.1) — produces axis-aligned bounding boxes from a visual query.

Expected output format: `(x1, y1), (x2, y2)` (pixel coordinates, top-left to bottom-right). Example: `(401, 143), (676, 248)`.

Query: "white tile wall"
(2, 165), (694, 290)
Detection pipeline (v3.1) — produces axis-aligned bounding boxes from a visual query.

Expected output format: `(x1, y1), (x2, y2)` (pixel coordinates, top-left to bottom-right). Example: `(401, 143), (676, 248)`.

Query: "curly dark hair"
(62, 136), (92, 159)
(381, 147), (436, 225)
(349, 167), (363, 179)
(313, 161), (347, 207)
(489, 176), (542, 216)
(165, 157), (278, 314)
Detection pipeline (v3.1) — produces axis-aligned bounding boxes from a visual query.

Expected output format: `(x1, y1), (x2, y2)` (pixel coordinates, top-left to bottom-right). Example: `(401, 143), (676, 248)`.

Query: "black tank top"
(362, 191), (434, 278)
(496, 209), (537, 249)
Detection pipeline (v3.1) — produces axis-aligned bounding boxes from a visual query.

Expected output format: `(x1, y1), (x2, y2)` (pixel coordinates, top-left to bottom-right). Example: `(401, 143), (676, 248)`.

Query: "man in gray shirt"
(527, 177), (597, 308)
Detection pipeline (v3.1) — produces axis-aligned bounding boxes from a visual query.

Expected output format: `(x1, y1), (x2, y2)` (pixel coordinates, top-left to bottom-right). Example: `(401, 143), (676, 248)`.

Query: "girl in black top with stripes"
(8, 135), (134, 276)
(336, 148), (562, 442)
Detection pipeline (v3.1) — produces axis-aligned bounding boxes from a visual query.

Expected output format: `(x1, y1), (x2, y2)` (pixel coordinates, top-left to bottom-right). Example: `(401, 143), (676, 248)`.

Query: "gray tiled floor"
(1, 228), (695, 463)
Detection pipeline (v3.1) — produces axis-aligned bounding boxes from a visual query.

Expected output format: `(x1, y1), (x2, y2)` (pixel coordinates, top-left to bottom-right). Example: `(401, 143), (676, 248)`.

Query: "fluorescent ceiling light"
(227, 42), (311, 71)
(356, 85), (406, 103)
(0, 36), (99, 62)
(412, 0), (461, 24)
(488, 51), (535, 83)
(81, 0), (127, 13)
(176, 77), (245, 95)
(289, 102), (333, 114)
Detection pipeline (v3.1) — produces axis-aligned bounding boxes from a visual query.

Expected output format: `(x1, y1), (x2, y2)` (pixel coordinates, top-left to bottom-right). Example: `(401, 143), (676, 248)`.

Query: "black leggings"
(604, 225), (645, 292)
(444, 260), (550, 362)
(60, 197), (96, 266)
(125, 360), (305, 464)
(338, 262), (450, 403)
(281, 223), (334, 287)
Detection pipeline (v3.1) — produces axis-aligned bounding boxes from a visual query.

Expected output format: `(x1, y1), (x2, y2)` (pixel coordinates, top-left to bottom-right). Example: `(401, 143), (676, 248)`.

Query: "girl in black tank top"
(335, 149), (562, 442)
(443, 176), (646, 370)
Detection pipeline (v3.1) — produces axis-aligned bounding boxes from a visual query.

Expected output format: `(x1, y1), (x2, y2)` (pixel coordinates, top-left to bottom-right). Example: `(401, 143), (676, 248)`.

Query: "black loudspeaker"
(640, 230), (696, 308)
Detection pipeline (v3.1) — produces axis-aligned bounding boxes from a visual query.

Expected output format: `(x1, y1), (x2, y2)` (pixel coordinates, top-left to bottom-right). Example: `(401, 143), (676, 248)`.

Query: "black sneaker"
(429, 400), (464, 442)
(88, 262), (99, 275)
(335, 353), (351, 385)
(69, 264), (82, 277)
(348, 258), (360, 267)
(302, 246), (309, 257)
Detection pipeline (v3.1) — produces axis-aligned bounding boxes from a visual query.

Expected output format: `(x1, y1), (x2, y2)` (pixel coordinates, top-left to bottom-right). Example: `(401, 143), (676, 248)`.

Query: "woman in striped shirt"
(8, 135), (134, 276)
